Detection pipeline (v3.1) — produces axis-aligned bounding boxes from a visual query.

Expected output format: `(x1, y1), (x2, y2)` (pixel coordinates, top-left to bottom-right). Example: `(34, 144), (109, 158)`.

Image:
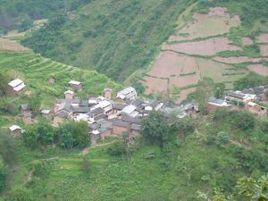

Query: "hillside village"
(8, 77), (268, 145)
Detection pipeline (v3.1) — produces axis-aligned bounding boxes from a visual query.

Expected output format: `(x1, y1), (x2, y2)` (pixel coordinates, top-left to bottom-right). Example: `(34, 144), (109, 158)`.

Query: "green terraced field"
(0, 51), (121, 107)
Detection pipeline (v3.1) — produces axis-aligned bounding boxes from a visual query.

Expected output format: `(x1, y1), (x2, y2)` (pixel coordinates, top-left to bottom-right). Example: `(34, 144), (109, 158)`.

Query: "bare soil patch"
(176, 88), (196, 104)
(257, 33), (268, 44)
(247, 64), (268, 76)
(148, 51), (197, 78)
(260, 45), (268, 57)
(169, 7), (240, 41)
(242, 37), (254, 46)
(0, 38), (28, 52)
(213, 56), (266, 64)
(143, 76), (168, 94)
(163, 37), (241, 56)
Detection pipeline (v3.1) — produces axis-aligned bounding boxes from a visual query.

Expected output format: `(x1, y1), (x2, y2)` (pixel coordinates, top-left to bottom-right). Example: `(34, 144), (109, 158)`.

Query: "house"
(116, 87), (137, 101)
(88, 97), (99, 106)
(121, 105), (139, 117)
(207, 98), (230, 112)
(103, 88), (113, 100)
(68, 80), (82, 91)
(130, 123), (141, 137)
(91, 100), (113, 115)
(8, 79), (26, 94)
(112, 119), (130, 136)
(9, 125), (23, 137)
(226, 91), (256, 103)
(64, 90), (75, 100)
(88, 107), (106, 122)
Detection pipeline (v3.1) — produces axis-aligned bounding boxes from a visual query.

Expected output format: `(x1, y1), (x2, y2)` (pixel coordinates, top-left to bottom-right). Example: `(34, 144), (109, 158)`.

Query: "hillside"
(141, 0), (268, 102)
(0, 0), (90, 33)
(0, 49), (120, 126)
(1, 109), (268, 201)
(21, 0), (195, 81)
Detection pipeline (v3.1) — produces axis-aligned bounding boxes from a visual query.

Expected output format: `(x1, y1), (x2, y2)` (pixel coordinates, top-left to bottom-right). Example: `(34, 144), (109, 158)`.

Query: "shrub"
(107, 140), (127, 157)
(215, 132), (230, 146)
(231, 112), (255, 131)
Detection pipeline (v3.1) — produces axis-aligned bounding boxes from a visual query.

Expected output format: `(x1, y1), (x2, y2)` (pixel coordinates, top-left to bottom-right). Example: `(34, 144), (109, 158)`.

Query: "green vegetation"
(22, 0), (195, 81)
(0, 0), (90, 33)
(0, 51), (120, 108)
(234, 73), (268, 90)
(0, 108), (267, 200)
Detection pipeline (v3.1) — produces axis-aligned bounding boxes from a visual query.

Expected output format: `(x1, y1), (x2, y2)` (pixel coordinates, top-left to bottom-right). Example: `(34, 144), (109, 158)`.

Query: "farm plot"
(143, 76), (168, 94)
(0, 38), (28, 52)
(260, 45), (268, 57)
(257, 33), (268, 44)
(163, 37), (241, 56)
(247, 64), (268, 76)
(169, 7), (240, 42)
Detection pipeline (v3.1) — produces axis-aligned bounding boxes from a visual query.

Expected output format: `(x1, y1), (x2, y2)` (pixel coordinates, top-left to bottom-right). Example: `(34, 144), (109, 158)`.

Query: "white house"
(8, 79), (26, 94)
(116, 87), (137, 101)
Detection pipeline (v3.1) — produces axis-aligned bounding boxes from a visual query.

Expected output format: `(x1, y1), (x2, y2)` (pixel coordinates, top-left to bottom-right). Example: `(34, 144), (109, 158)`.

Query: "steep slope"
(22, 0), (195, 81)
(0, 0), (90, 33)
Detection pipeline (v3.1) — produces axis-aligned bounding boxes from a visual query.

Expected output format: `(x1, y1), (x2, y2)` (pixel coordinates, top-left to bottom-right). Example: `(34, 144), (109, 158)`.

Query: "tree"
(236, 175), (268, 201)
(141, 111), (173, 147)
(35, 122), (55, 145)
(0, 72), (10, 96)
(58, 121), (89, 149)
(214, 83), (225, 99)
(174, 118), (195, 139)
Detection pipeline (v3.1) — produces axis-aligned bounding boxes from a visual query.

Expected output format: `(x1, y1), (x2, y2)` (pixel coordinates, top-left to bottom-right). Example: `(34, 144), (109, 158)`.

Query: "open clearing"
(169, 7), (240, 41)
(257, 33), (268, 44)
(0, 38), (28, 52)
(260, 45), (268, 56)
(163, 37), (241, 56)
(247, 64), (268, 76)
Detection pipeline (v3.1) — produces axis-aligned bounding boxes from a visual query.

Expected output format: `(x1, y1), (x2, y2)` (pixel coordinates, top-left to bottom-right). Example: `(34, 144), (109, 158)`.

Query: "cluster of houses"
(49, 81), (199, 144)
(207, 85), (268, 116)
(7, 77), (267, 142)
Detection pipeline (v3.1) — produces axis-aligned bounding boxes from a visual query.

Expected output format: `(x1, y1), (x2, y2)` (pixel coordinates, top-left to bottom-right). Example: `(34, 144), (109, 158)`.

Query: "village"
(7, 77), (268, 145)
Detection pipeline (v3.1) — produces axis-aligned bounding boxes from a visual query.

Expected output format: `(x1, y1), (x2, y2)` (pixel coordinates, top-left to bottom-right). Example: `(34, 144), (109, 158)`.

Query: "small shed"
(8, 79), (26, 94)
(64, 90), (75, 100)
(68, 80), (82, 91)
(9, 125), (23, 137)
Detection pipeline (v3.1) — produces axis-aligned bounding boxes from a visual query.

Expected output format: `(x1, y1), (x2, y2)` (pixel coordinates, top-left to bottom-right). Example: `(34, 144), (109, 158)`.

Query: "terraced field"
(143, 6), (268, 103)
(0, 52), (120, 106)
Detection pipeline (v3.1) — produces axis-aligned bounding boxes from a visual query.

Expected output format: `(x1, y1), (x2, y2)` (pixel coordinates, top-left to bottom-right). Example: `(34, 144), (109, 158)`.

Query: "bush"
(231, 112), (255, 131)
(8, 186), (34, 201)
(107, 140), (127, 157)
(215, 132), (230, 146)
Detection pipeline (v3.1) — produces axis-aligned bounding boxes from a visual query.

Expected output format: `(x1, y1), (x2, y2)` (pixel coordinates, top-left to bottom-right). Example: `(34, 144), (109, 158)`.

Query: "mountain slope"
(22, 0), (195, 81)
(0, 0), (90, 33)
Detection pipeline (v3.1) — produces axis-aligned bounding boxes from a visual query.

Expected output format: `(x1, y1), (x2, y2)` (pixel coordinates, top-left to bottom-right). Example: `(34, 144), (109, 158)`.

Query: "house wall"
(70, 84), (82, 91)
(112, 126), (129, 136)
(100, 129), (112, 139)
(65, 93), (74, 100)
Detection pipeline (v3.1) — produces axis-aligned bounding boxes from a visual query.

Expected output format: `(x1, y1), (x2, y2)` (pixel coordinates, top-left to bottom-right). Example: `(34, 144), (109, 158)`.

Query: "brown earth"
(257, 33), (268, 44)
(148, 51), (197, 78)
(247, 64), (268, 76)
(242, 37), (254, 46)
(144, 76), (168, 94)
(163, 37), (241, 56)
(0, 38), (28, 52)
(176, 88), (196, 104)
(170, 7), (240, 41)
(260, 45), (268, 57)
(213, 56), (266, 64)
